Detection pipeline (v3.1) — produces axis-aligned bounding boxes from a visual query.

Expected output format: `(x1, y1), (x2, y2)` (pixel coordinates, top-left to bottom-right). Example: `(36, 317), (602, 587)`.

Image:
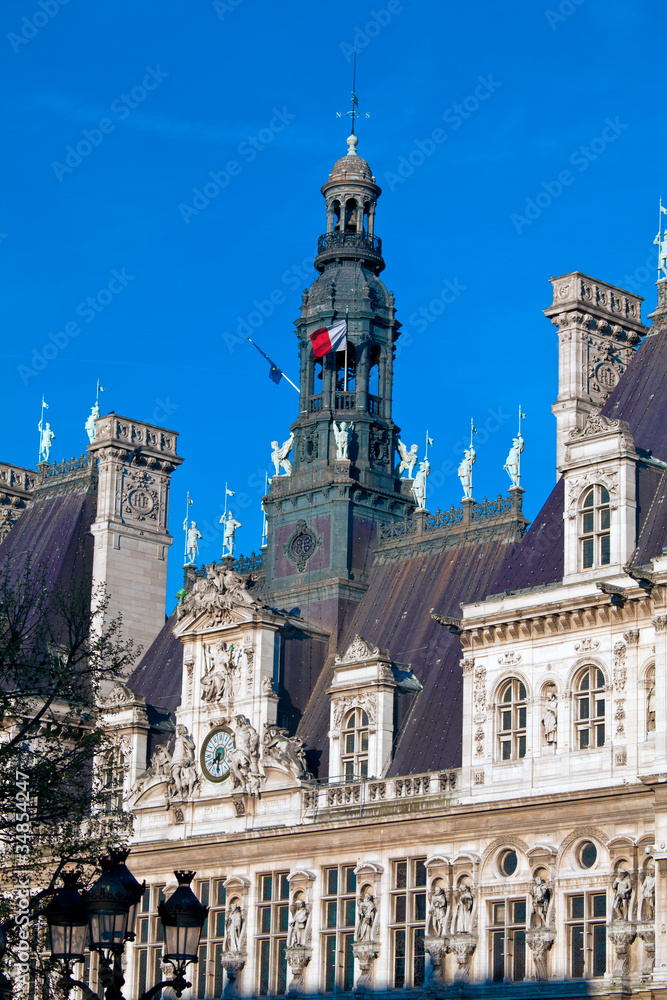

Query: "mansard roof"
(296, 535), (520, 778)
(128, 609), (182, 715)
(490, 477), (565, 594)
(630, 467), (667, 569)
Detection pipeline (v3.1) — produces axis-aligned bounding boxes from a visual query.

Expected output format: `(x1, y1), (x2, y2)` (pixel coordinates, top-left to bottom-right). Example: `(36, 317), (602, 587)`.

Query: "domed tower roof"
(327, 134), (375, 183)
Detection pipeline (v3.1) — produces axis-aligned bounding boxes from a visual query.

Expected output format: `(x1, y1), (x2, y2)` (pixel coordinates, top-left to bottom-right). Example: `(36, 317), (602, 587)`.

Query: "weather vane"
(336, 49), (370, 133)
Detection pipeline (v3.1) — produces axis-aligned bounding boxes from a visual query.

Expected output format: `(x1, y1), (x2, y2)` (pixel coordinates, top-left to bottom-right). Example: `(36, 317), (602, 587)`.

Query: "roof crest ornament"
(335, 48), (370, 154)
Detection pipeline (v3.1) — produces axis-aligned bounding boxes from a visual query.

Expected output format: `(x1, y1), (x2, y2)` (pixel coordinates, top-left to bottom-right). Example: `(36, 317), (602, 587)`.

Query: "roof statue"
(412, 458), (430, 510)
(271, 433), (294, 477)
(332, 420), (353, 460)
(176, 561), (259, 622)
(85, 402), (101, 444)
(396, 438), (418, 479)
(221, 510), (242, 557)
(183, 519), (202, 565)
(37, 396), (55, 463)
(654, 198), (667, 278)
(458, 420), (477, 499)
(504, 406), (526, 488)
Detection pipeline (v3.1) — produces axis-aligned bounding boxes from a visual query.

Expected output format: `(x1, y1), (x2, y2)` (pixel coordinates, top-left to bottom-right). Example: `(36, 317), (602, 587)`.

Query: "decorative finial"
(347, 134), (358, 156)
(335, 48), (370, 145)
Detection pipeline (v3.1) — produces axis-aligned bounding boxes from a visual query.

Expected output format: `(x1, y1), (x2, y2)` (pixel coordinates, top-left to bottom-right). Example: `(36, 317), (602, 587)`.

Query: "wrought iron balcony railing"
(316, 231), (382, 257)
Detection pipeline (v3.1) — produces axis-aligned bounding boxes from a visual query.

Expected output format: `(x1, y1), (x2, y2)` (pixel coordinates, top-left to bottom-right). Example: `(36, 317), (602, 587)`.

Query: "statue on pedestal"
(287, 900), (310, 948)
(412, 458), (430, 510)
(271, 433), (295, 477)
(612, 870), (633, 922)
(85, 402), (101, 443)
(542, 691), (558, 746)
(355, 892), (377, 943)
(38, 419), (55, 463)
(221, 511), (242, 557)
(397, 438), (419, 479)
(332, 420), (353, 461)
(184, 520), (202, 564)
(457, 448), (475, 499)
(223, 903), (245, 954)
(504, 434), (524, 488)
(530, 876), (551, 927)
(426, 885), (448, 938)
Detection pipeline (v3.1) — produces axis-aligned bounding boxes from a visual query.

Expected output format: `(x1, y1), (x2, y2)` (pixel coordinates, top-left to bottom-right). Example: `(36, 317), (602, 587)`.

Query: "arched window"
(497, 679), (527, 761)
(345, 198), (358, 232)
(101, 745), (126, 814)
(336, 343), (356, 392)
(574, 666), (606, 749)
(332, 200), (341, 232)
(580, 486), (610, 569)
(312, 358), (323, 394)
(368, 345), (380, 398)
(647, 666), (656, 733)
(341, 708), (369, 779)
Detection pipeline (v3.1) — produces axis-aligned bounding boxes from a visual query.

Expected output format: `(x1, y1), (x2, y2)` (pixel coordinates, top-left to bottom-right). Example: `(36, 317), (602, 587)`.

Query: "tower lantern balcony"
(314, 231), (384, 275)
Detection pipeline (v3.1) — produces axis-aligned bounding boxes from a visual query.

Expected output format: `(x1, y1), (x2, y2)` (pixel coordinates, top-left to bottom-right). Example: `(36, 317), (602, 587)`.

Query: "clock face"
(200, 727), (235, 783)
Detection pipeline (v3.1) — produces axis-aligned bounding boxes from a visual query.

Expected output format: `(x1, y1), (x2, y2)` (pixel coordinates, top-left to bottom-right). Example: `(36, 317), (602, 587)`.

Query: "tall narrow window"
(390, 859), (426, 989)
(497, 679), (527, 761)
(489, 899), (526, 983)
(567, 892), (606, 978)
(134, 885), (165, 999)
(647, 666), (656, 733)
(321, 865), (356, 993)
(257, 873), (289, 996)
(341, 708), (369, 780)
(100, 746), (126, 814)
(580, 486), (611, 569)
(574, 667), (606, 749)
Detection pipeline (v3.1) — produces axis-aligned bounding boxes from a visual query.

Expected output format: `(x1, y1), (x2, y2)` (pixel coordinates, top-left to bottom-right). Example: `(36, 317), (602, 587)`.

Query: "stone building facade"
(3, 137), (667, 998)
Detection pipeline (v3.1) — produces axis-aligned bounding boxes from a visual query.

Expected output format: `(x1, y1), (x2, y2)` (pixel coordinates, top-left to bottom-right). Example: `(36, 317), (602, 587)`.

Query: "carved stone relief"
(282, 519), (323, 572)
(566, 469), (618, 519)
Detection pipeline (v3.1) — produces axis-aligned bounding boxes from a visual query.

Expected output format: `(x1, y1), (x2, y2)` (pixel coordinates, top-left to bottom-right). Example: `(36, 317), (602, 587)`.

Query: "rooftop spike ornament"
(335, 48), (370, 144)
(654, 197), (667, 279)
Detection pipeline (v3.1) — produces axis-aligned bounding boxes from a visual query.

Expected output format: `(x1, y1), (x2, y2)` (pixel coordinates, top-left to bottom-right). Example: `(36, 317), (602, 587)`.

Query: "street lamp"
(45, 855), (207, 1000)
(107, 848), (145, 942)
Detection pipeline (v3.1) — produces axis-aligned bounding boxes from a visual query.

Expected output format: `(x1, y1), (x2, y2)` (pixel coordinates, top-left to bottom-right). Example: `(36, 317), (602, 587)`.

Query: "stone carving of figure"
(85, 402), (100, 443)
(396, 438), (419, 479)
(412, 459), (430, 511)
(184, 520), (202, 564)
(542, 691), (558, 745)
(332, 420), (354, 461)
(223, 903), (245, 953)
(149, 744), (171, 777)
(530, 877), (551, 927)
(38, 419), (55, 463)
(287, 899), (310, 948)
(503, 434), (524, 488)
(201, 640), (232, 702)
(612, 870), (633, 922)
(221, 567), (257, 607)
(168, 725), (198, 800)
(262, 724), (307, 778)
(457, 448), (476, 499)
(451, 882), (474, 934)
(220, 510), (242, 557)
(271, 433), (295, 477)
(229, 715), (263, 795)
(355, 892), (377, 943)
(641, 867), (655, 920)
(656, 226), (667, 279)
(426, 886), (448, 938)
(648, 679), (656, 732)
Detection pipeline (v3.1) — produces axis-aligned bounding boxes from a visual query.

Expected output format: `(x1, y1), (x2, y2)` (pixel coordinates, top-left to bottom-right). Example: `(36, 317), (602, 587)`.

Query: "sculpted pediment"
(335, 634), (389, 664)
(175, 562), (262, 629)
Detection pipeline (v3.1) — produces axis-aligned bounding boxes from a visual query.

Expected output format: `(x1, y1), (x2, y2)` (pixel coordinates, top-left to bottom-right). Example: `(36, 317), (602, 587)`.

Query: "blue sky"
(1, 0), (664, 610)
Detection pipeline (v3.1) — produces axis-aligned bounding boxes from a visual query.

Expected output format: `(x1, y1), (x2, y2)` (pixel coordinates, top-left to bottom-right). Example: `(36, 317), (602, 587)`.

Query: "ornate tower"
(262, 135), (415, 640)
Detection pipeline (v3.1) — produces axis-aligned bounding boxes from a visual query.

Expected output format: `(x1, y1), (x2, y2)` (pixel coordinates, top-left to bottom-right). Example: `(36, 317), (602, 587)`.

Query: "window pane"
(513, 930), (526, 982)
(138, 919), (148, 944)
(502, 740), (512, 760)
(600, 487), (610, 503)
(592, 924), (606, 977)
(571, 925), (585, 978)
(502, 710), (512, 731)
(262, 875), (272, 901)
(278, 905), (289, 932)
(258, 939), (270, 996)
(518, 735), (526, 758)
(216, 881), (226, 906)
(276, 939), (288, 995)
(394, 894), (406, 922)
(583, 512), (594, 534)
(360, 731), (369, 752)
(592, 894), (606, 918)
(395, 862), (407, 889)
(344, 760), (354, 779)
(279, 874), (289, 900)
(513, 900), (526, 924)
(197, 945), (207, 999)
(596, 668), (604, 688)
(600, 534), (611, 565)
(324, 935), (336, 993)
(492, 931), (505, 982)
(596, 723), (605, 747)
(518, 682), (526, 700)
(326, 868), (338, 896)
(600, 508), (610, 530)
(360, 759), (368, 778)
(216, 912), (226, 938)
(137, 950), (147, 998)
(394, 929), (406, 989)
(360, 710), (368, 725)
(595, 698), (605, 719)
(583, 489), (594, 508)
(579, 697), (590, 720)
(415, 860), (426, 887)
(502, 686), (513, 703)
(345, 734), (355, 753)
(214, 943), (224, 998)
(493, 903), (505, 925)
(326, 901), (337, 929)
(141, 889), (150, 913)
(579, 729), (590, 749)
(571, 895), (585, 919)
(260, 907), (271, 934)
(415, 892), (426, 922)
(580, 671), (590, 691)
(583, 538), (594, 568)
(345, 867), (356, 894)
(344, 898), (356, 928)
(343, 933), (355, 991)
(413, 927), (425, 987)
(518, 707), (526, 729)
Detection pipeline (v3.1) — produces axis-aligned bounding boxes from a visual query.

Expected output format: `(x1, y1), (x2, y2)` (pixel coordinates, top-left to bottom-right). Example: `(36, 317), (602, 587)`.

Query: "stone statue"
(168, 725), (199, 800)
(396, 438), (419, 479)
(412, 458), (430, 510)
(149, 744), (171, 777)
(286, 899), (310, 948)
(503, 434), (524, 488)
(355, 892), (377, 943)
(184, 520), (202, 564)
(612, 870), (633, 922)
(201, 640), (232, 702)
(177, 561), (259, 622)
(542, 691), (558, 745)
(332, 420), (354, 461)
(641, 867), (655, 920)
(271, 433), (295, 477)
(85, 402), (100, 443)
(648, 679), (656, 732)
(261, 676), (274, 696)
(426, 886), (448, 938)
(530, 877), (551, 927)
(451, 882), (474, 934)
(223, 903), (245, 953)
(229, 715), (263, 795)
(262, 724), (308, 778)
(221, 511), (242, 557)
(656, 226), (667, 279)
(457, 448), (476, 499)
(38, 419), (55, 463)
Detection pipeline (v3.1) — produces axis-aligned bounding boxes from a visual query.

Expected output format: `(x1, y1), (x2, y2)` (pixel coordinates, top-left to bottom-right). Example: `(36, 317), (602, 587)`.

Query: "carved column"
(526, 928), (555, 981)
(607, 921), (637, 979)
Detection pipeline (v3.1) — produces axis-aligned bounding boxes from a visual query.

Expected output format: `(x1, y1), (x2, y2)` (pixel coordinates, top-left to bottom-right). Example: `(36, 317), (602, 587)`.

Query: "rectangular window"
(390, 859), (426, 989)
(489, 898), (526, 983)
(567, 893), (606, 979)
(257, 872), (289, 996)
(322, 865), (357, 992)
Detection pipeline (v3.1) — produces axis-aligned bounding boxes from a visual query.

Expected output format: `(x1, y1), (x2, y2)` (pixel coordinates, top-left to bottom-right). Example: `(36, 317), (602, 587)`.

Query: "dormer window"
(341, 708), (369, 779)
(580, 486), (610, 569)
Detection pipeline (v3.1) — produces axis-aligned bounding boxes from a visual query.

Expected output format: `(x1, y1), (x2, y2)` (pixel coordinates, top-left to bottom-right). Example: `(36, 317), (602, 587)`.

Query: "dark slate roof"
(631, 467), (667, 568)
(490, 477), (565, 594)
(296, 537), (518, 778)
(127, 610), (182, 716)
(601, 325), (667, 462)
(0, 490), (96, 595)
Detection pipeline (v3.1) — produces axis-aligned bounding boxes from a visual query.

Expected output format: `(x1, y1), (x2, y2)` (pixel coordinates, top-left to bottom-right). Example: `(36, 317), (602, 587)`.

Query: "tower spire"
(336, 49), (369, 149)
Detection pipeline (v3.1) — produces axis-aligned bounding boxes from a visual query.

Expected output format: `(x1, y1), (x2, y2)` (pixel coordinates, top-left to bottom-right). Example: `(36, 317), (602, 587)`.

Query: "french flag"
(310, 320), (347, 359)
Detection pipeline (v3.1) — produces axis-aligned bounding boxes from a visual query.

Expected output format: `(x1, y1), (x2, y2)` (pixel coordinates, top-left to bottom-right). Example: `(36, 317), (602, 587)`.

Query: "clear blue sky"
(1, 0), (664, 610)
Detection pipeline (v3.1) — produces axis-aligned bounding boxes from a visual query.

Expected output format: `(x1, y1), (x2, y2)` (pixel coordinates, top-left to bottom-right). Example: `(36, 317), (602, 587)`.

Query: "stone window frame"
(340, 706), (370, 780)
(565, 888), (608, 980)
(388, 857), (427, 990)
(572, 664), (607, 751)
(488, 896), (527, 984)
(321, 863), (357, 993)
(493, 675), (528, 763)
(256, 871), (290, 997)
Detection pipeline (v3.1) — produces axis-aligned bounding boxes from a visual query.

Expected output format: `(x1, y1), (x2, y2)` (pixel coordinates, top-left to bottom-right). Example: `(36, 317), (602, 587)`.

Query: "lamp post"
(44, 855), (208, 1000)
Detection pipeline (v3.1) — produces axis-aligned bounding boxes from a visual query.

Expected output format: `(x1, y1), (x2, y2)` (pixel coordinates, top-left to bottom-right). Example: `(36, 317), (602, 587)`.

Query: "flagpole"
(261, 472), (268, 548)
(224, 482), (228, 524)
(470, 417), (475, 496)
(425, 429), (429, 461)
(184, 491), (191, 563)
(344, 307), (349, 392)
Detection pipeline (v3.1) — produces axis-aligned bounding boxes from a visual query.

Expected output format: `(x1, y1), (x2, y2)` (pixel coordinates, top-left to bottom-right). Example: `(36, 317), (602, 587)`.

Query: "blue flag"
(248, 338), (283, 385)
